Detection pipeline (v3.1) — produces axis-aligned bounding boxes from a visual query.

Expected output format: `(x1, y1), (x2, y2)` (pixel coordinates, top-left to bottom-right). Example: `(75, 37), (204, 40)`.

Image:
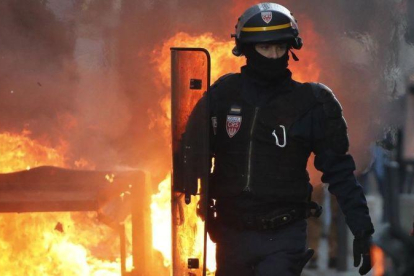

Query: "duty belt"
(242, 208), (306, 231)
(215, 201), (322, 231)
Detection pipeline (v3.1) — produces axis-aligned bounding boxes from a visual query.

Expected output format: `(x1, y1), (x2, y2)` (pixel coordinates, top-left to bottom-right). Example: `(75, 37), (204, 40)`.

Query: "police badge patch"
(261, 12), (272, 24)
(226, 115), (242, 138)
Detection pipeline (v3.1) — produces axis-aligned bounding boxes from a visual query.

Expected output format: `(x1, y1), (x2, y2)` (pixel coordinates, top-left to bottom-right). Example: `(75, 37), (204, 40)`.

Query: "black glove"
(353, 236), (373, 275)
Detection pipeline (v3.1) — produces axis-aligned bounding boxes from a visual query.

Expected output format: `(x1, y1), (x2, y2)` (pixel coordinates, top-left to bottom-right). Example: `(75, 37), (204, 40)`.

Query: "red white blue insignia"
(226, 115), (242, 138)
(261, 12), (272, 24)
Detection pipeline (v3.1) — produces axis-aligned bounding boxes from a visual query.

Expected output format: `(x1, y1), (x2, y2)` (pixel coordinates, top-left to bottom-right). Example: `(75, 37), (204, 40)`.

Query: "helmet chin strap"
(290, 49), (299, 61)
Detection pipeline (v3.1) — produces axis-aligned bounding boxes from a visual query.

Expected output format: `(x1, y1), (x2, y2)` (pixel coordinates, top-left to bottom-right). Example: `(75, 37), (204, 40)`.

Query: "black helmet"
(232, 2), (303, 56)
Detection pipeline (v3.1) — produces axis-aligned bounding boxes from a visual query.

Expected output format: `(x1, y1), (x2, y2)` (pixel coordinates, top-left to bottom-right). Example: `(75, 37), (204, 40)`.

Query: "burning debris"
(55, 222), (64, 233)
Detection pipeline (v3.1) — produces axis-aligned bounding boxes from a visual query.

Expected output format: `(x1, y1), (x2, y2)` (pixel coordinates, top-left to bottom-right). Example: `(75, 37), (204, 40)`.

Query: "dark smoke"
(0, 0), (411, 183)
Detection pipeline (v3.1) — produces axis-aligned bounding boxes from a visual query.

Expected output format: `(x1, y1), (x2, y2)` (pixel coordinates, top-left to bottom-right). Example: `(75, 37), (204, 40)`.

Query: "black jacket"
(210, 71), (315, 201)
(203, 67), (374, 237)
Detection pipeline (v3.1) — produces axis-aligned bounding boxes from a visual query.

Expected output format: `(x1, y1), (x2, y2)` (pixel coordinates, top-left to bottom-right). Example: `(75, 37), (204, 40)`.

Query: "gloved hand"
(353, 236), (373, 275)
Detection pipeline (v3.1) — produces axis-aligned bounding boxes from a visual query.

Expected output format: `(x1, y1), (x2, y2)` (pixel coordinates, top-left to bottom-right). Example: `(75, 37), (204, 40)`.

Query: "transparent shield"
(171, 48), (211, 276)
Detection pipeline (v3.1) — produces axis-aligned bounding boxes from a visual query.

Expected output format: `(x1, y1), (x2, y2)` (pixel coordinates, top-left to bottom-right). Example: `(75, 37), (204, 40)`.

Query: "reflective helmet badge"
(261, 12), (272, 24)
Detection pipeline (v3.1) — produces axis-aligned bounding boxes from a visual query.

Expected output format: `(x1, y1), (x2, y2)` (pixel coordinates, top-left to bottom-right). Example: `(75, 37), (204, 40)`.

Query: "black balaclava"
(243, 44), (292, 84)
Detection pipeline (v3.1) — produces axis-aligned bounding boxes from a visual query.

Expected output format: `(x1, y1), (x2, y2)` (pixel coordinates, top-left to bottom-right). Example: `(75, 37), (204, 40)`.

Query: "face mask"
(244, 44), (291, 83)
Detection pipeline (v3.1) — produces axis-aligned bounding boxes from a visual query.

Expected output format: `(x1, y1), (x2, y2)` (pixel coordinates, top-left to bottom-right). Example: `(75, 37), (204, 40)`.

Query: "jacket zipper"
(244, 107), (259, 192)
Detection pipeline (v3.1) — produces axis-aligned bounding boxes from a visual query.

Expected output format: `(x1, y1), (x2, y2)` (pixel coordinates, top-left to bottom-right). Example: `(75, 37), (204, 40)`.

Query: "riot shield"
(171, 48), (211, 276)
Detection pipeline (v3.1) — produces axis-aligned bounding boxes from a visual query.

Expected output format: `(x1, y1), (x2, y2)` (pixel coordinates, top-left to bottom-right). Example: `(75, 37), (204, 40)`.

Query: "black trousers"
(213, 219), (308, 276)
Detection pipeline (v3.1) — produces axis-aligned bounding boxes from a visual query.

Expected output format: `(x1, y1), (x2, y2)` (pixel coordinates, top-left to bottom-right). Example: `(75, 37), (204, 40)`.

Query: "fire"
(151, 175), (172, 267)
(0, 131), (127, 275)
(372, 245), (385, 276)
(153, 32), (244, 87)
(288, 18), (321, 82)
(0, 130), (66, 173)
(151, 174), (217, 274)
(206, 233), (217, 273)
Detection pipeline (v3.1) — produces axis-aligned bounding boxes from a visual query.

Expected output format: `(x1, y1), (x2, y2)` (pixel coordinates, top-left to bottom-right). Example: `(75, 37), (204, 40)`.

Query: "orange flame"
(150, 174), (217, 274)
(288, 18), (321, 82)
(0, 131), (130, 275)
(151, 175), (172, 267)
(153, 32), (244, 88)
(372, 245), (385, 276)
(0, 130), (66, 173)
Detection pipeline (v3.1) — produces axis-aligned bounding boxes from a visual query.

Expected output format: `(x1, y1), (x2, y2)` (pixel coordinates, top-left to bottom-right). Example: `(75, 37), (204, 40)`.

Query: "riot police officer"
(204, 2), (375, 276)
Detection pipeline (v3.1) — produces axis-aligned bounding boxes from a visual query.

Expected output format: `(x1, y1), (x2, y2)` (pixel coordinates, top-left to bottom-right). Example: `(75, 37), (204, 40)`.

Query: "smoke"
(0, 0), (411, 182)
(0, 0), (131, 171)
